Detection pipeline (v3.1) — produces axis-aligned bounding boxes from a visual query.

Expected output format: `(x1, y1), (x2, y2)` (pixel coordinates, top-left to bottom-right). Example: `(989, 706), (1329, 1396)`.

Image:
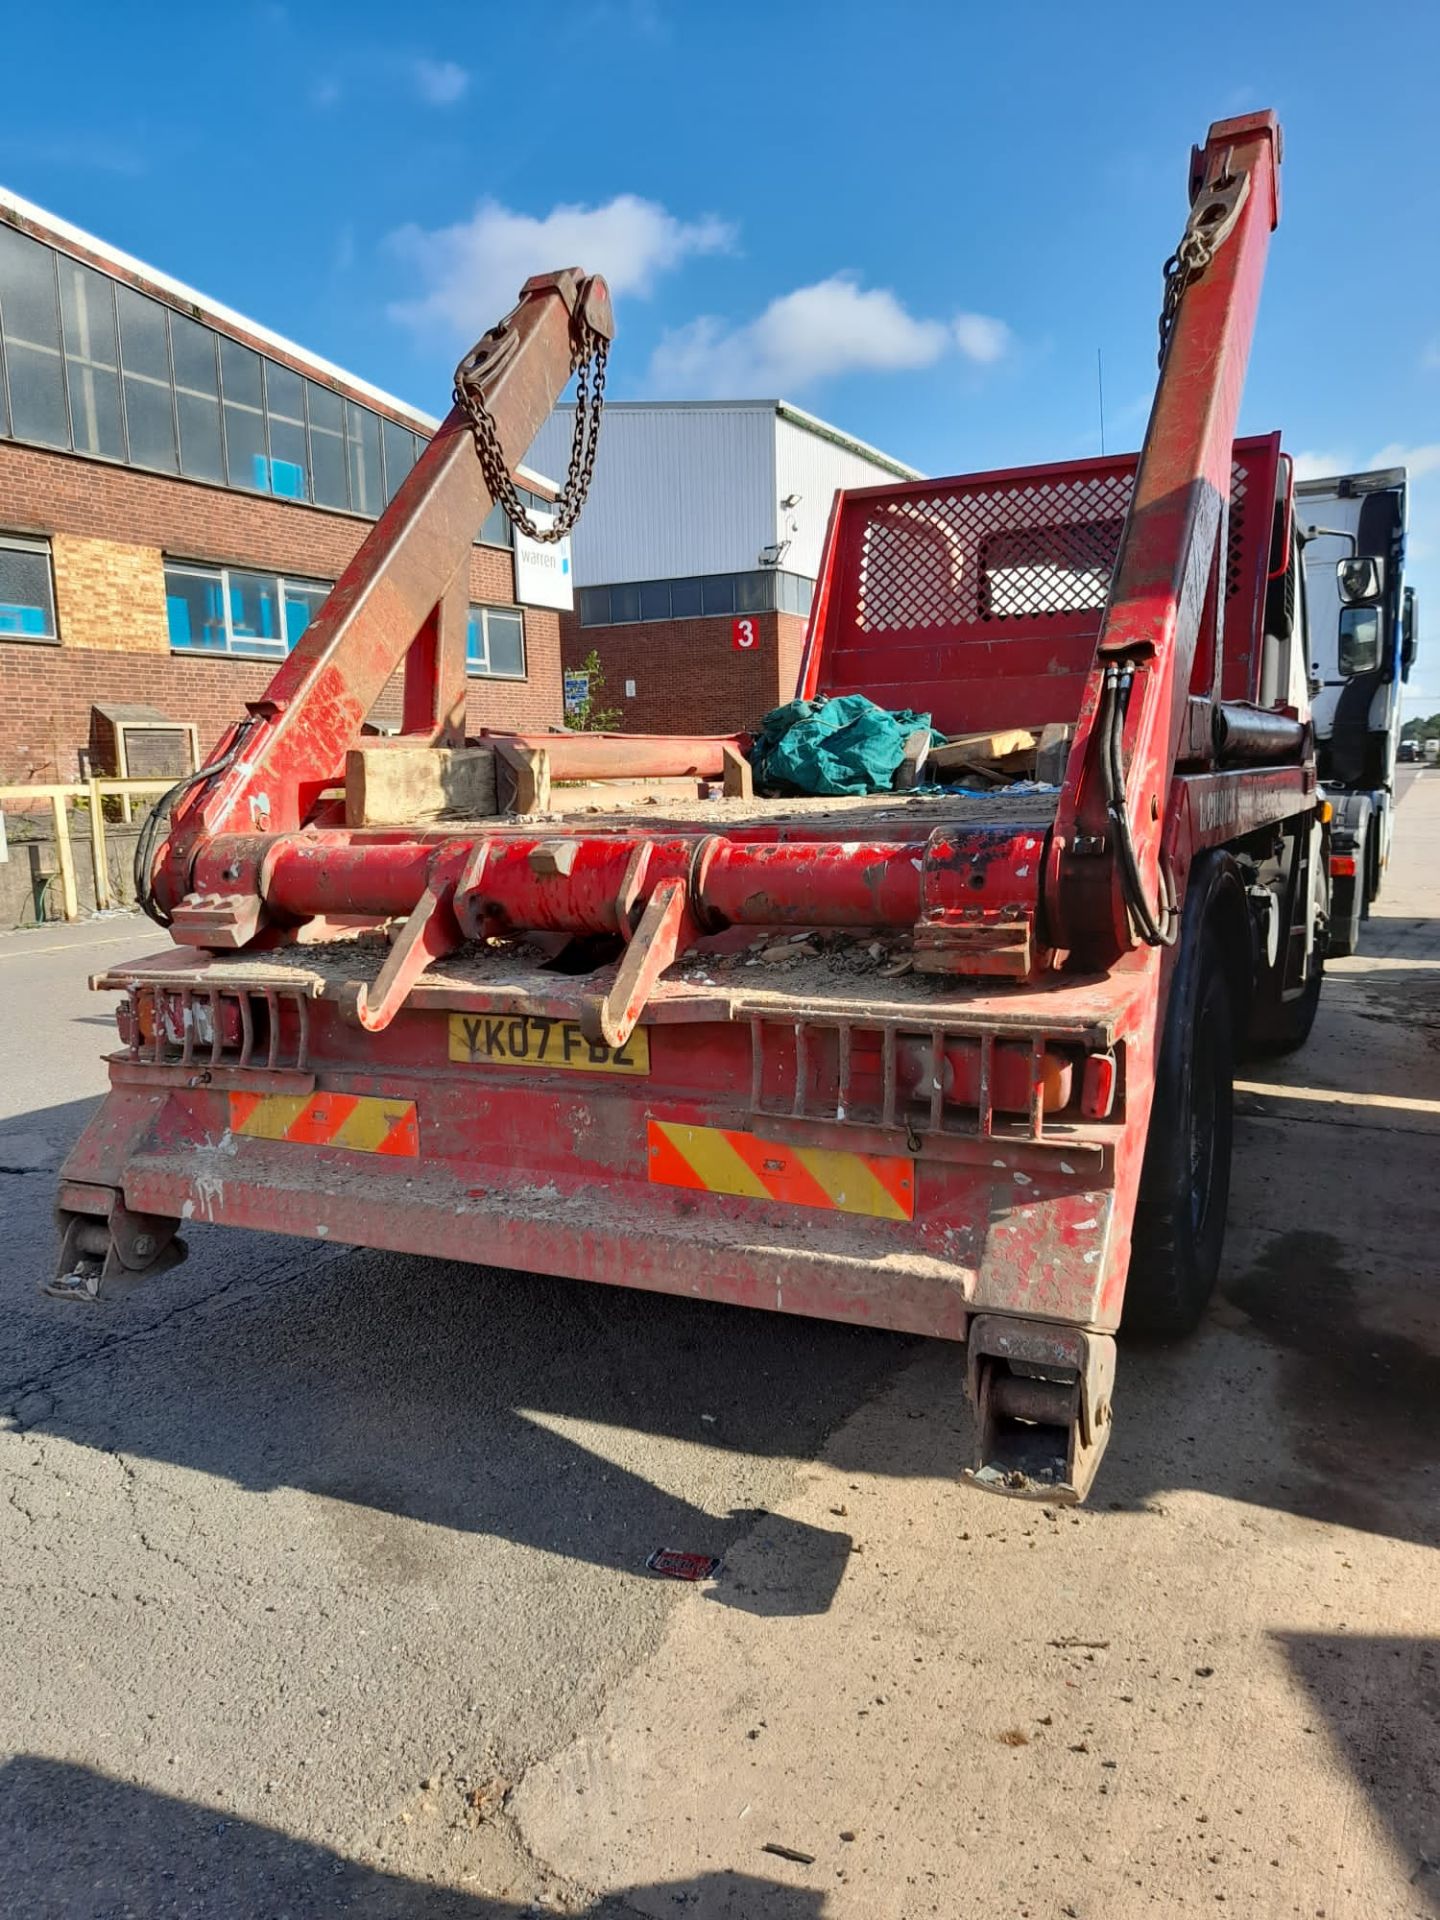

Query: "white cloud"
(648, 274), (1011, 397)
(953, 312), (1012, 365)
(1293, 442), (1440, 484)
(412, 57), (471, 107)
(389, 193), (733, 341)
(1290, 449), (1354, 482)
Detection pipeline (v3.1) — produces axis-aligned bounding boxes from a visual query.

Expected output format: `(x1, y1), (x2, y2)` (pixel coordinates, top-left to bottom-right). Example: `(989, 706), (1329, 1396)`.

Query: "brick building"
(0, 190), (565, 790)
(527, 400), (919, 735)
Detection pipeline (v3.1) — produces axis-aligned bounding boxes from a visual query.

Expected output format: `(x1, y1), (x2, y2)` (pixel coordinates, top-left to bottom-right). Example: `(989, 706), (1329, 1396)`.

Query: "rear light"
(1329, 853), (1357, 877)
(1081, 1052), (1117, 1120)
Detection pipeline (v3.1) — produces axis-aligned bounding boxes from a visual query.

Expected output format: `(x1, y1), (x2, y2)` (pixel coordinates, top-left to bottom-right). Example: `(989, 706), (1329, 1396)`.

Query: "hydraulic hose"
(133, 719), (259, 927)
(1100, 667), (1177, 948)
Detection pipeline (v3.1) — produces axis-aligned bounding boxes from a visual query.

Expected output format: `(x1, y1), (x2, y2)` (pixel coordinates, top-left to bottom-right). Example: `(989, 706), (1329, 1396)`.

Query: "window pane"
(702, 574), (736, 615)
(267, 418), (308, 498)
(465, 607), (488, 671)
(609, 583), (640, 624)
(226, 570), (286, 654)
(223, 397), (267, 490)
(177, 389), (224, 483)
(123, 372), (178, 471)
(170, 314), (218, 396)
(382, 418), (414, 503)
(578, 585), (608, 625)
(0, 224), (62, 350)
(479, 498), (511, 547)
(218, 337), (262, 408)
(0, 539), (57, 638)
(305, 382), (347, 509)
(639, 580), (670, 621)
(346, 403), (382, 515)
(57, 259), (123, 460)
(486, 608), (525, 677)
(5, 339), (69, 446)
(165, 566), (227, 652)
(669, 577), (703, 618)
(264, 360), (303, 420)
(115, 286), (170, 381)
(282, 579), (330, 648)
(737, 571), (769, 613)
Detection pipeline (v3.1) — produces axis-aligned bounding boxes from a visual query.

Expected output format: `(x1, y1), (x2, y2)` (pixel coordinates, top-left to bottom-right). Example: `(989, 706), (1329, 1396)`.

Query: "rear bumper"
(59, 1061), (1128, 1338)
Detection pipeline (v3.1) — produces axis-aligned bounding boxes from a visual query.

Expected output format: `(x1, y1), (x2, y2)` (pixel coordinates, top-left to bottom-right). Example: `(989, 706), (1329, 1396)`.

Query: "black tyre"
(1247, 944), (1322, 1055)
(1125, 931), (1235, 1336)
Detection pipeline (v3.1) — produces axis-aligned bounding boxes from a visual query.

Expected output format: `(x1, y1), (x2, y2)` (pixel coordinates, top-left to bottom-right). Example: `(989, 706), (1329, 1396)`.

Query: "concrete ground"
(1, 773), (1436, 1920)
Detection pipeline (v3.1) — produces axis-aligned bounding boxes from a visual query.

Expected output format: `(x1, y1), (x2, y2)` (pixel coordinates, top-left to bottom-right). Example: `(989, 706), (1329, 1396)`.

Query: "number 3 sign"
(732, 617), (759, 651)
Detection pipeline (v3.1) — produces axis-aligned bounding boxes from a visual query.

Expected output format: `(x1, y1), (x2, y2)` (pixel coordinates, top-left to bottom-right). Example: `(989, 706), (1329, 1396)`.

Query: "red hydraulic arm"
(144, 269), (615, 930)
(1045, 112), (1283, 961)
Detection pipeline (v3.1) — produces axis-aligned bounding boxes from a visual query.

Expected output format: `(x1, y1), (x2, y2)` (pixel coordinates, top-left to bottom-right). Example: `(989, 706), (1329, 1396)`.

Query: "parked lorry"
(1297, 466), (1419, 952)
(52, 110), (1327, 1501)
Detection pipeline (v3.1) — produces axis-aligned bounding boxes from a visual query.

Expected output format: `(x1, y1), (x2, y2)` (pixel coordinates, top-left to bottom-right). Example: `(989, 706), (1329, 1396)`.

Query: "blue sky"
(5, 0), (1439, 708)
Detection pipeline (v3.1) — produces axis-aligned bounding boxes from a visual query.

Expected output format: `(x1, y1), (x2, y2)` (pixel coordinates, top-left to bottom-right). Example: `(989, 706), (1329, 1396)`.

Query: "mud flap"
(963, 1314), (1116, 1504)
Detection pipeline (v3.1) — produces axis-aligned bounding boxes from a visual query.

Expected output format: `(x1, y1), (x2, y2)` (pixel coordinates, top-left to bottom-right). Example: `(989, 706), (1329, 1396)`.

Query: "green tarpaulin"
(751, 696), (935, 797)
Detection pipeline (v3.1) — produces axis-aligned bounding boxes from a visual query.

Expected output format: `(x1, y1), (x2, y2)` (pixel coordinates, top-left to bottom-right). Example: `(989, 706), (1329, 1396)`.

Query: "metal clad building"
(527, 399), (919, 734)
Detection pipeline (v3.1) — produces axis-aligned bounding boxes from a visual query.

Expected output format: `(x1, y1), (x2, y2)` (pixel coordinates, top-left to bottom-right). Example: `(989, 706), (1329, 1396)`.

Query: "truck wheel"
(1125, 930), (1235, 1336)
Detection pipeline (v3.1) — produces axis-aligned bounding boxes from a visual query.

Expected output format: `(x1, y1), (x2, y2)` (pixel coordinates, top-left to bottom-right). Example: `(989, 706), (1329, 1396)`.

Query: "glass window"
(164, 564), (228, 653)
(283, 578), (329, 646)
(305, 381), (347, 510)
(346, 402), (382, 515)
(609, 582), (640, 624)
(263, 359), (307, 500)
(737, 571), (769, 614)
(165, 561), (332, 658)
(466, 604), (527, 678)
(0, 534), (58, 640)
(702, 574), (736, 616)
(0, 226), (69, 448)
(57, 257), (123, 460)
(220, 339), (266, 491)
(170, 314), (224, 484)
(669, 577), (703, 618)
(116, 286), (177, 473)
(382, 417), (415, 504)
(578, 585), (608, 626)
(226, 569), (286, 654)
(639, 580), (671, 621)
(479, 498), (512, 547)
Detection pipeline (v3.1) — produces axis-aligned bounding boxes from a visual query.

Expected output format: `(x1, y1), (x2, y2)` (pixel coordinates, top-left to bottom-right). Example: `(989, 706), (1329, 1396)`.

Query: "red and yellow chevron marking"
(647, 1120), (914, 1220)
(228, 1090), (419, 1157)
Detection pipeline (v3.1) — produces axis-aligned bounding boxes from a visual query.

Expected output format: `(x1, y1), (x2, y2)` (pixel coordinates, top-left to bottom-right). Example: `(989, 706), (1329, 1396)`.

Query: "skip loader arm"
(1045, 112), (1282, 963)
(145, 269), (615, 933)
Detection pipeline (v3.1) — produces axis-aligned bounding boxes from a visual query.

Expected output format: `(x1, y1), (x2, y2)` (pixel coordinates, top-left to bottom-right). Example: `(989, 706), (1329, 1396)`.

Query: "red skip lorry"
(54, 110), (1327, 1500)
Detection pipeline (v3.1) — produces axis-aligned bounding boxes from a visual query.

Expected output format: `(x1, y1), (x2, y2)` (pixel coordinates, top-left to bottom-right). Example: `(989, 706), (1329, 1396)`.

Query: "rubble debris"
(763, 1842), (818, 1865)
(646, 1548), (722, 1581)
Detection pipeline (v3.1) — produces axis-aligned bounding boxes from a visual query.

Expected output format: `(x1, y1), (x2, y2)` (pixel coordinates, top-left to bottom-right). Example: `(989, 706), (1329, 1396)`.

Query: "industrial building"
(0, 190), (565, 791)
(527, 400), (919, 733)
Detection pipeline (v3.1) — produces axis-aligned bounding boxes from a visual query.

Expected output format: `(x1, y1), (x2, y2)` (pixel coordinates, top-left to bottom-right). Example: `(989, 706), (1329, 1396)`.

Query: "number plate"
(449, 1013), (650, 1075)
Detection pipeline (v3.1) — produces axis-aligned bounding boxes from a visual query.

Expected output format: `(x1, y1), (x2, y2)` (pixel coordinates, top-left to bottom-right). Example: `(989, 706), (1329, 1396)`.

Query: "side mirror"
(1336, 555), (1384, 605)
(1338, 606), (1382, 677)
(1402, 587), (1419, 676)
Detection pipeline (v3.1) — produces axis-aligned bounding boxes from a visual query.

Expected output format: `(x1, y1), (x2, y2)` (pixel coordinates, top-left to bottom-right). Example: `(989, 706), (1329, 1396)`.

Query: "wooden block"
(493, 742), (552, 816)
(937, 728), (1036, 761)
(721, 743), (754, 800)
(344, 745), (497, 827)
(893, 728), (932, 790)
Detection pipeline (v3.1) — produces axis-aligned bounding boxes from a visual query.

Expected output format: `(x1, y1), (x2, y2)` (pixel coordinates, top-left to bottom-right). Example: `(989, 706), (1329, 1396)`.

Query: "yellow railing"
(0, 779), (178, 921)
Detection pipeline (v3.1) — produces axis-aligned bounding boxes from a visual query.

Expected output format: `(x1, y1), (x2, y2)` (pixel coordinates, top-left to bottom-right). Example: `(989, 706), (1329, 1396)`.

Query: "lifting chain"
(453, 308), (608, 543)
(1157, 147), (1251, 366)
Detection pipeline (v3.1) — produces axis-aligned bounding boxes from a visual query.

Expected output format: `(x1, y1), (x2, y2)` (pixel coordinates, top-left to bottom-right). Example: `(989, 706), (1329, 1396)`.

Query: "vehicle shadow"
(3, 1074), (1437, 1623)
(1274, 1633), (1440, 1913)
(0, 1754), (830, 1920)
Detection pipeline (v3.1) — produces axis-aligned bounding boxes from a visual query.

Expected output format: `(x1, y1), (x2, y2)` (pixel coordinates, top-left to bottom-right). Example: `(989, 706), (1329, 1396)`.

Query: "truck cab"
(1297, 467), (1419, 951)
